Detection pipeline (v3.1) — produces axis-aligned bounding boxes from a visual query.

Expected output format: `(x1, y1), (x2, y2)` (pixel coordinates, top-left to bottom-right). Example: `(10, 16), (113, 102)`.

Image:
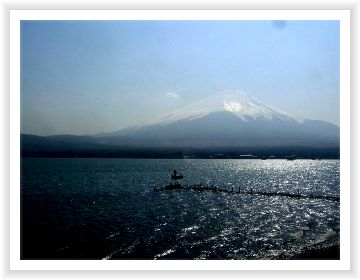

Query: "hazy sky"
(21, 20), (340, 136)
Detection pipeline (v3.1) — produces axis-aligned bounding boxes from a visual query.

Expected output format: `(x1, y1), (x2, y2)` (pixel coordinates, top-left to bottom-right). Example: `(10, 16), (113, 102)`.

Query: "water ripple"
(21, 158), (340, 260)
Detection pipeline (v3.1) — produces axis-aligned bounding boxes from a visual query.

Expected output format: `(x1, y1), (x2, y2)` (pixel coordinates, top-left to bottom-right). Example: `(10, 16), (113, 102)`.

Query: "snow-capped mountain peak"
(138, 90), (301, 127)
(97, 90), (338, 148)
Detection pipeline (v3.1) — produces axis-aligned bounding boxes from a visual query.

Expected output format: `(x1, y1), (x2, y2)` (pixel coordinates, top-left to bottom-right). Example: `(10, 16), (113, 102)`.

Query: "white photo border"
(9, 9), (351, 271)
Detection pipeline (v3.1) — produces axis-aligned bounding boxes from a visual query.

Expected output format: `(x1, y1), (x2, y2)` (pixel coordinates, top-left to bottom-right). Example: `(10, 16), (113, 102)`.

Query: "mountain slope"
(99, 91), (339, 148)
(21, 91), (340, 156)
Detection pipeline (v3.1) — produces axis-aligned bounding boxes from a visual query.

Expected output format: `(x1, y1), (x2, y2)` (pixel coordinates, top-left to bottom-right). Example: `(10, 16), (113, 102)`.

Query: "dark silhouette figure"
(171, 170), (183, 180)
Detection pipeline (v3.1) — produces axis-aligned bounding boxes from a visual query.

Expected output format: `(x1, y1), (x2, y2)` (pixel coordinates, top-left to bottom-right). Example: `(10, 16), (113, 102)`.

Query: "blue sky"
(21, 20), (340, 136)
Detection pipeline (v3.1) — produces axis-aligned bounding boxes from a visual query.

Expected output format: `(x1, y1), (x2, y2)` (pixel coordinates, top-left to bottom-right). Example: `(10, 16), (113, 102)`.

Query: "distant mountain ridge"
(21, 91), (339, 157)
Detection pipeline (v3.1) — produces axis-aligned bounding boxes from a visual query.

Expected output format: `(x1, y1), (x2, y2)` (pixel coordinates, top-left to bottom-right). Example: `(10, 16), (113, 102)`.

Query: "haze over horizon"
(21, 20), (340, 136)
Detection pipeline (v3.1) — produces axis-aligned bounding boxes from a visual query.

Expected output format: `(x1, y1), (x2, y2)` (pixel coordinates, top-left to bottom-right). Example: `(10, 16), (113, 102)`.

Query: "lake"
(21, 158), (340, 260)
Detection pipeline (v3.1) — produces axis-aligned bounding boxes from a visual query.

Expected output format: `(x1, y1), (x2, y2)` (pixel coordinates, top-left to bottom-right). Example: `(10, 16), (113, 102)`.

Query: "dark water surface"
(21, 158), (340, 260)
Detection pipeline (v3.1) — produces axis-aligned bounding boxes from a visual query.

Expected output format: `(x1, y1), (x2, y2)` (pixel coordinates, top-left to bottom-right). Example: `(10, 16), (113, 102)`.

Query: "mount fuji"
(97, 91), (339, 148)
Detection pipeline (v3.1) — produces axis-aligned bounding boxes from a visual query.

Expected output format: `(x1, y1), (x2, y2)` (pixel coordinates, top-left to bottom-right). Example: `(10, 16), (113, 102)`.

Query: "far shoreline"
(20, 151), (340, 160)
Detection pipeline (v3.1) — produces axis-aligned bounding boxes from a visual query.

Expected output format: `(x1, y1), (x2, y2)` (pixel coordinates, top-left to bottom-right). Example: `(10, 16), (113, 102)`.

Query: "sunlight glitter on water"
(22, 158), (339, 260)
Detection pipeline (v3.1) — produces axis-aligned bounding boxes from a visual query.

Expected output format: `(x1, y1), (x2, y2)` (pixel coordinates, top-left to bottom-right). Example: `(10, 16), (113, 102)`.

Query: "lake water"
(21, 158), (340, 260)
